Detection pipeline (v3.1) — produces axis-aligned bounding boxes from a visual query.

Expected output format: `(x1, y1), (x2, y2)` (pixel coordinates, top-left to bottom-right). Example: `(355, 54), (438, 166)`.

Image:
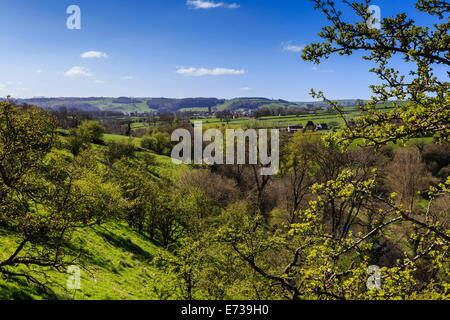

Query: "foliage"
(141, 129), (172, 155)
(105, 139), (136, 165)
(205, 0), (450, 300)
(0, 103), (125, 287)
(301, 0), (449, 147)
(67, 120), (106, 155)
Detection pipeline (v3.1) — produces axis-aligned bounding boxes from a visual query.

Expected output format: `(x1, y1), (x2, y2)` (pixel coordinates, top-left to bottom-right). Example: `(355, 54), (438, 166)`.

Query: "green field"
(103, 134), (143, 146)
(89, 98), (154, 112)
(190, 113), (346, 129)
(186, 104), (397, 130)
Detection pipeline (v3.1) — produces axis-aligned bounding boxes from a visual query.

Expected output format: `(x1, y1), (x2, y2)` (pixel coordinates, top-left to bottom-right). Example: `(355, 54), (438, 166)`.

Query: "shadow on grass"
(0, 277), (59, 300)
(97, 231), (153, 262)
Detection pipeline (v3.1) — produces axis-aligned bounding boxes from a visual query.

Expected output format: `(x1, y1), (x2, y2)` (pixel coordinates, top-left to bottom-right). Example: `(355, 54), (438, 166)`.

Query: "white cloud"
(187, 0), (239, 9)
(35, 68), (43, 74)
(94, 80), (105, 84)
(311, 66), (334, 73)
(123, 76), (133, 80)
(282, 43), (305, 53)
(176, 67), (246, 76)
(81, 51), (109, 59)
(64, 66), (94, 77)
(240, 87), (252, 91)
(0, 82), (28, 96)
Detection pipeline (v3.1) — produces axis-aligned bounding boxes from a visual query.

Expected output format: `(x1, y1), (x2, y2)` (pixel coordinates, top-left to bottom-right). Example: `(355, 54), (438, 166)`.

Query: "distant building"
(287, 126), (303, 133)
(316, 123), (329, 131)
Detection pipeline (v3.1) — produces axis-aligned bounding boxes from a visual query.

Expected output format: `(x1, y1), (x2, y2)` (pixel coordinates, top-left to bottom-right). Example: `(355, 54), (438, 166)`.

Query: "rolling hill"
(13, 97), (369, 113)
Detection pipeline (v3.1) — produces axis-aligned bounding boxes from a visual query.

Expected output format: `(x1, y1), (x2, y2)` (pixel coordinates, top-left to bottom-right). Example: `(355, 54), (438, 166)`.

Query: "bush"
(67, 121), (106, 155)
(141, 130), (172, 155)
(105, 140), (136, 164)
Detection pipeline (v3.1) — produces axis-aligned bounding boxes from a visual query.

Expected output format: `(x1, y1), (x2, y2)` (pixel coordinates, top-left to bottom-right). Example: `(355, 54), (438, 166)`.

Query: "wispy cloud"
(81, 51), (109, 59)
(64, 66), (94, 77)
(0, 81), (29, 96)
(176, 67), (247, 76)
(94, 80), (105, 84)
(123, 76), (133, 80)
(311, 66), (334, 73)
(240, 87), (252, 91)
(282, 42), (305, 53)
(35, 68), (43, 74)
(187, 0), (239, 9)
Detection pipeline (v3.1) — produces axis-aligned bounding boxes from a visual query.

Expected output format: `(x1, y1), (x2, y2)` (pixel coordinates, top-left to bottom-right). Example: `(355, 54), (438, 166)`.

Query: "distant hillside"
(14, 97), (368, 113)
(294, 99), (369, 108)
(146, 97), (225, 112)
(214, 98), (300, 111)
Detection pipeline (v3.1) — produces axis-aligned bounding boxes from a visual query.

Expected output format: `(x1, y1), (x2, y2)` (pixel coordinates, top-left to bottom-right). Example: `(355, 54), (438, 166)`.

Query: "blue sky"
(0, 0), (446, 100)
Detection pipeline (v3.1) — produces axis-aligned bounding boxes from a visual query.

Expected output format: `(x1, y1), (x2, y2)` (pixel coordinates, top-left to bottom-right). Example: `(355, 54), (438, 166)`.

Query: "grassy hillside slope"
(0, 142), (190, 300)
(0, 222), (174, 300)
